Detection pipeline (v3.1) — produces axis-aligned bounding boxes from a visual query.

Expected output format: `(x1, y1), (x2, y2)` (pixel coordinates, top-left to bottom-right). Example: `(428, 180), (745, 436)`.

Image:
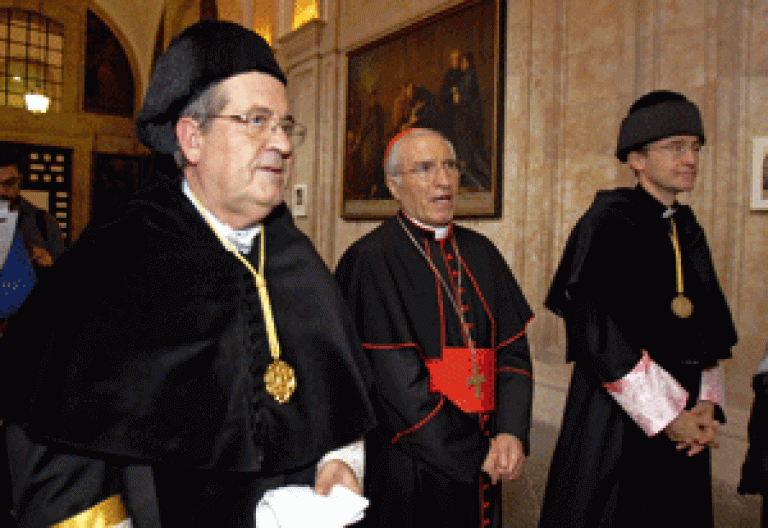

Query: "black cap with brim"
(615, 98), (706, 162)
(136, 20), (286, 155)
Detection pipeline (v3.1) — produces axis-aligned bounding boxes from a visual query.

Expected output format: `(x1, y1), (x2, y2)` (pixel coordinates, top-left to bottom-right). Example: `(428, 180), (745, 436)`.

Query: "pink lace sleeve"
(603, 350), (688, 437)
(699, 365), (725, 409)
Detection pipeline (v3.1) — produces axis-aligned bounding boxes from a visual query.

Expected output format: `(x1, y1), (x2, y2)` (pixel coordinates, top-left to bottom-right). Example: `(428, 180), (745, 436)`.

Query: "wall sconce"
(25, 90), (50, 114)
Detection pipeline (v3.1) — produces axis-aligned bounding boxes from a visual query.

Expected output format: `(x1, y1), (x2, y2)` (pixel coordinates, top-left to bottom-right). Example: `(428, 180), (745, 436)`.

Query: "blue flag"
(0, 228), (37, 318)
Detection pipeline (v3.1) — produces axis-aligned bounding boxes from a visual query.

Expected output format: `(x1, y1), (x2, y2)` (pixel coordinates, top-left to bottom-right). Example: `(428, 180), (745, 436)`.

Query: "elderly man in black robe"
(335, 127), (533, 528)
(2, 21), (375, 528)
(538, 90), (737, 528)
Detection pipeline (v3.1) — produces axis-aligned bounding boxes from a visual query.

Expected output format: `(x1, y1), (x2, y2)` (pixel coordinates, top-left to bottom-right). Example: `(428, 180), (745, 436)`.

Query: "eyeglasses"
(644, 140), (704, 160)
(400, 159), (464, 178)
(201, 109), (307, 146)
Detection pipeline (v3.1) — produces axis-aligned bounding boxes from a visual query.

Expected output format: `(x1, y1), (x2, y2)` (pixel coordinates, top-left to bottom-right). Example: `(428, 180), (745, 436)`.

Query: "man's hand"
(664, 401), (719, 456)
(481, 433), (525, 484)
(30, 246), (53, 267)
(690, 400), (719, 449)
(314, 459), (362, 496)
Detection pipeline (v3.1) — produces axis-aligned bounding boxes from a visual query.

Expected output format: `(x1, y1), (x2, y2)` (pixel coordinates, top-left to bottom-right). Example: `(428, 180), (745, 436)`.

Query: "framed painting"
(342, 0), (505, 219)
(751, 137), (768, 210)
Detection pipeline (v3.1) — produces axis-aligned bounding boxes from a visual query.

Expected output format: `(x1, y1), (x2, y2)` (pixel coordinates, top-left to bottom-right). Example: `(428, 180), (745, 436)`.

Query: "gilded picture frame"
(751, 137), (768, 210)
(342, 0), (505, 219)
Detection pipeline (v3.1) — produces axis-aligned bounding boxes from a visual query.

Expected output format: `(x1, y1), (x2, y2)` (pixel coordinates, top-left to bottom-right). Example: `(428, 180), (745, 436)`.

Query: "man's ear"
(176, 117), (202, 165)
(385, 174), (400, 201)
(627, 150), (646, 172)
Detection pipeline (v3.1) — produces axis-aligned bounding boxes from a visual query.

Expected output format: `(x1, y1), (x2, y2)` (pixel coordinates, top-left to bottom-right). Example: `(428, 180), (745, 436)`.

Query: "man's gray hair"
(173, 81), (229, 168)
(384, 128), (457, 180)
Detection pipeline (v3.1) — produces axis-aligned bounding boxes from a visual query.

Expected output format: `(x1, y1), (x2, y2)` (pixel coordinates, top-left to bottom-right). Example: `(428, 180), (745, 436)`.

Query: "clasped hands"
(481, 433), (525, 484)
(664, 400), (719, 456)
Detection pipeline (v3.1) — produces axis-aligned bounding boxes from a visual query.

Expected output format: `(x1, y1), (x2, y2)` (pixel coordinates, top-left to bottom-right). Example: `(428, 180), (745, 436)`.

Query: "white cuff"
(603, 350), (688, 437)
(699, 364), (725, 410)
(316, 439), (365, 487)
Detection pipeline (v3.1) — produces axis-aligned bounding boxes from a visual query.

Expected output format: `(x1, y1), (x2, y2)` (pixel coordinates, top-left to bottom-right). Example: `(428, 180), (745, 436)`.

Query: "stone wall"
(277, 1), (768, 524)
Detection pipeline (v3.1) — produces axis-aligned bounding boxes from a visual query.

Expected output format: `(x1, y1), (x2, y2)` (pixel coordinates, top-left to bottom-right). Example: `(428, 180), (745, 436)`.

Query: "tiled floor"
(502, 420), (762, 527)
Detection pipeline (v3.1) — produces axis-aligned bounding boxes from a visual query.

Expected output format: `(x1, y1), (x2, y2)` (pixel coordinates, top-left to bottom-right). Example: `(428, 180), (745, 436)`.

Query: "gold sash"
(52, 494), (127, 528)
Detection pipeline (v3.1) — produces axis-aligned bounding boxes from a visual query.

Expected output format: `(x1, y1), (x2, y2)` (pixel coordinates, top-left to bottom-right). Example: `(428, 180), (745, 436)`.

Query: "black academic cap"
(136, 20), (287, 155)
(615, 90), (705, 162)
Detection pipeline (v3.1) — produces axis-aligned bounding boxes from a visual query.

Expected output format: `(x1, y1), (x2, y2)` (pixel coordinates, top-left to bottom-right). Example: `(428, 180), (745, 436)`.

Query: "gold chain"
(396, 216), (486, 398)
(186, 189), (296, 403)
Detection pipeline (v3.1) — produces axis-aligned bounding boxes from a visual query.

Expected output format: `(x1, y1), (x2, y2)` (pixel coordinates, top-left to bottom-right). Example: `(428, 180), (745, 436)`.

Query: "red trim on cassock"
(437, 237), (469, 347)
(495, 314), (534, 352)
(497, 367), (533, 379)
(362, 342), (423, 352)
(458, 250), (496, 347)
(478, 415), (491, 527)
(479, 412), (490, 437)
(391, 396), (446, 444)
(426, 240), (449, 350)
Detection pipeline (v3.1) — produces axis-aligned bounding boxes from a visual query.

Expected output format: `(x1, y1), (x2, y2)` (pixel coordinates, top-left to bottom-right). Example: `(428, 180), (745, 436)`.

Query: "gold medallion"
(265, 359), (297, 403)
(671, 294), (694, 319)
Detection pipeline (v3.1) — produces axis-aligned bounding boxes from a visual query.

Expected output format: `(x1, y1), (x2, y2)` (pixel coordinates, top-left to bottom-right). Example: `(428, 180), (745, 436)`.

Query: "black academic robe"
(739, 368), (768, 527)
(740, 370), (768, 495)
(335, 213), (533, 528)
(2, 167), (376, 526)
(539, 186), (736, 528)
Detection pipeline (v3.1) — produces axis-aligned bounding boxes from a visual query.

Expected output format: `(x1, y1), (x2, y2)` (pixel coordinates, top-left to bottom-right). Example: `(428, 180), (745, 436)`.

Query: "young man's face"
(0, 163), (21, 207)
(628, 134), (702, 206)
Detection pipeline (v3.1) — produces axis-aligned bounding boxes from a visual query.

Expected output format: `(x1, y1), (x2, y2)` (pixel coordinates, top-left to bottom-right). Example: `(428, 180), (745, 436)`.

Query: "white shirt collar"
(662, 207), (676, 219)
(403, 213), (451, 240)
(182, 179), (261, 254)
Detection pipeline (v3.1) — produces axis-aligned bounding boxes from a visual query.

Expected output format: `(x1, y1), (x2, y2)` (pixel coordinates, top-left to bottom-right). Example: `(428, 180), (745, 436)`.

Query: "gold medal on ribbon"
(265, 359), (297, 404)
(671, 294), (693, 319)
(669, 219), (694, 320)
(187, 188), (296, 404)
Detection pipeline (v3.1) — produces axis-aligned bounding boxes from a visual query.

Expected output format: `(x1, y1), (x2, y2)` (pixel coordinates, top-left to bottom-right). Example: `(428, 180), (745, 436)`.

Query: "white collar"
(662, 207), (676, 219)
(182, 179), (261, 254)
(758, 345), (768, 375)
(403, 213), (451, 240)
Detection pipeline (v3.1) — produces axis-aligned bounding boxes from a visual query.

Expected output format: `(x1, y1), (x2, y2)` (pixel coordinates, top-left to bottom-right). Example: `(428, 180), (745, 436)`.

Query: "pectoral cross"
(467, 360), (485, 400)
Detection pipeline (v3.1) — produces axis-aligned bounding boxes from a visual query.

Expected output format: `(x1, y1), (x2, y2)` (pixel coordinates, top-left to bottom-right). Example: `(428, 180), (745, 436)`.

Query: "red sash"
(425, 346), (496, 413)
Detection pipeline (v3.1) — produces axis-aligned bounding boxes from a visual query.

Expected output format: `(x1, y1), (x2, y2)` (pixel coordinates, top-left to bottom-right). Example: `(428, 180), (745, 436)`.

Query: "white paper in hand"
(254, 484), (369, 528)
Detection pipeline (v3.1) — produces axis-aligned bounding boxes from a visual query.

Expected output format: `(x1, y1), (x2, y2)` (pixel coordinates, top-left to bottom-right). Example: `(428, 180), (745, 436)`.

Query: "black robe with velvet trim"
(538, 186), (736, 528)
(335, 213), (533, 528)
(2, 169), (375, 490)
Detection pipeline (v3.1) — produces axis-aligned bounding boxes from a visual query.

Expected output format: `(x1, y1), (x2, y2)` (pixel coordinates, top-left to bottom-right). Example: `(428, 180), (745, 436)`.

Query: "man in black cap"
(538, 90), (737, 528)
(3, 20), (375, 527)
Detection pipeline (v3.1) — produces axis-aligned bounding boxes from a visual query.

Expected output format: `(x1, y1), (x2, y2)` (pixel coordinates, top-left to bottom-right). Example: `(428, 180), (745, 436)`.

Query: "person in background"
(1, 146), (66, 527)
(335, 128), (533, 528)
(539, 90), (737, 528)
(0, 147), (66, 271)
(2, 20), (375, 528)
(0, 145), (65, 330)
(739, 340), (768, 527)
